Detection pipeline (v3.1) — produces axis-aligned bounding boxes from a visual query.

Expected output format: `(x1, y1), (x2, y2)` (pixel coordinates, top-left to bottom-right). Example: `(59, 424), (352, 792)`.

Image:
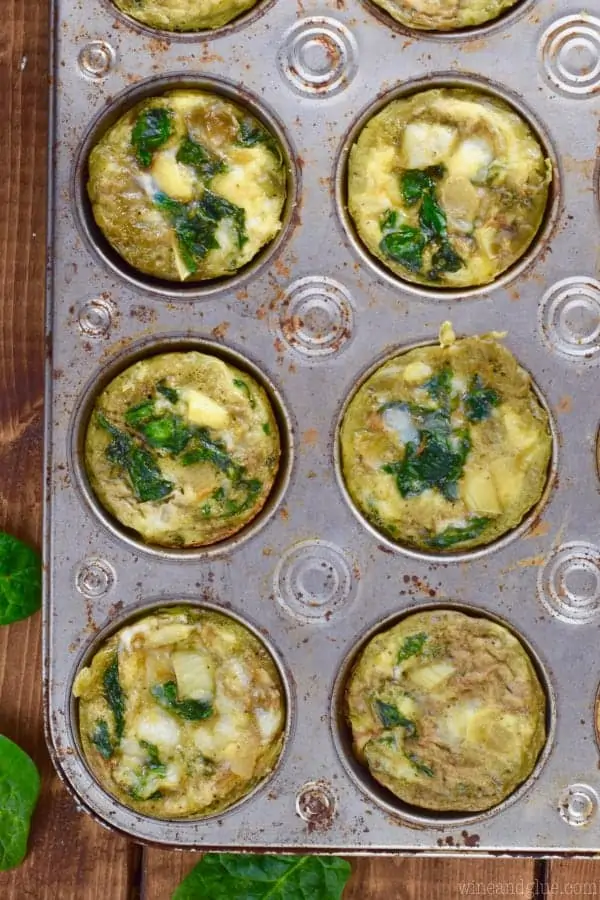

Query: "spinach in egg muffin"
(113, 0), (262, 33)
(87, 91), (286, 282)
(368, 0), (521, 31)
(73, 607), (285, 818)
(347, 87), (551, 288)
(84, 351), (281, 548)
(339, 322), (552, 553)
(346, 609), (546, 812)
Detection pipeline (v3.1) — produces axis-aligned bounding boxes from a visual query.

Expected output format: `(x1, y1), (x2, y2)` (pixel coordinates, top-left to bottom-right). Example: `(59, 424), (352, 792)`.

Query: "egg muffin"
(113, 0), (261, 32)
(347, 87), (551, 288)
(84, 351), (281, 548)
(87, 90), (287, 282)
(73, 606), (286, 818)
(368, 0), (520, 31)
(339, 323), (552, 553)
(346, 609), (546, 812)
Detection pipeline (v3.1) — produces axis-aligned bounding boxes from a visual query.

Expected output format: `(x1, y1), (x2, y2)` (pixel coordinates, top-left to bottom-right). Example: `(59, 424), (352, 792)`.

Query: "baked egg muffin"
(339, 322), (552, 553)
(346, 609), (546, 812)
(84, 351), (281, 548)
(368, 0), (520, 31)
(73, 606), (286, 818)
(87, 90), (287, 282)
(347, 87), (551, 288)
(113, 0), (261, 31)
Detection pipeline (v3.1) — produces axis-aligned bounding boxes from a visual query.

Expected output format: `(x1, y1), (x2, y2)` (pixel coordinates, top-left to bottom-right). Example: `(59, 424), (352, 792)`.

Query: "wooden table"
(0, 1), (598, 896)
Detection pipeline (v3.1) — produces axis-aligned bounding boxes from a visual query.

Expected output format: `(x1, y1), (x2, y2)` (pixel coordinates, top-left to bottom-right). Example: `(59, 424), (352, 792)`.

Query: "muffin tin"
(44, 0), (600, 854)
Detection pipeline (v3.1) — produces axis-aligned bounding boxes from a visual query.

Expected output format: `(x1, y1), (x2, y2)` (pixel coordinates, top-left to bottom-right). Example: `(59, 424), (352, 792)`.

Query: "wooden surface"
(0, 0), (598, 897)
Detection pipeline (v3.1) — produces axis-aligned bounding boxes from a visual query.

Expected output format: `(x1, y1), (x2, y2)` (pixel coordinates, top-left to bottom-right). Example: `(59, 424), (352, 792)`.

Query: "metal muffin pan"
(44, 0), (600, 853)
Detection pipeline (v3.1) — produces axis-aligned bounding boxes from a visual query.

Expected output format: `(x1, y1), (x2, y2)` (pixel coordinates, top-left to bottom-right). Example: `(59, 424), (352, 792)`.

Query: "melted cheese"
(152, 150), (195, 202)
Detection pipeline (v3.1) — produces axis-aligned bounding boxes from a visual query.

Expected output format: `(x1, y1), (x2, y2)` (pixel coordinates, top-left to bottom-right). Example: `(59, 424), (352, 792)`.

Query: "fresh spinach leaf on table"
(0, 735), (41, 871)
(172, 853), (352, 900)
(0, 532), (41, 626)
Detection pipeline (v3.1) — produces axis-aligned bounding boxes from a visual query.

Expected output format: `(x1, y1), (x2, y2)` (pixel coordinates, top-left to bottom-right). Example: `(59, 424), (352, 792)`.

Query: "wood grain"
(547, 860), (600, 897)
(0, 0), (598, 897)
(0, 0), (137, 897)
(142, 851), (539, 900)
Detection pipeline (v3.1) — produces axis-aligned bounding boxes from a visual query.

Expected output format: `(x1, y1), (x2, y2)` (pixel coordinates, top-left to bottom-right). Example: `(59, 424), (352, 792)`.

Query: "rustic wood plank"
(0, 0), (138, 897)
(141, 852), (538, 900)
(547, 861), (600, 898)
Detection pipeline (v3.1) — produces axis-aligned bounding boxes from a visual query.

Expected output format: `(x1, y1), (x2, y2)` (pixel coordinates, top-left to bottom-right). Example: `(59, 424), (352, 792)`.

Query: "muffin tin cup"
(101, 0), (276, 43)
(334, 72), (562, 302)
(68, 334), (296, 560)
(55, 597), (295, 836)
(46, 0), (600, 854)
(333, 334), (560, 563)
(331, 601), (557, 829)
(72, 73), (300, 301)
(358, 0), (537, 42)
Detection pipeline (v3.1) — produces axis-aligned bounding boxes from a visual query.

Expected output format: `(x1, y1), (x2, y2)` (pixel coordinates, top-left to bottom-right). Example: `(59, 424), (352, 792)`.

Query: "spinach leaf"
(176, 137), (227, 182)
(381, 369), (473, 501)
(0, 736), (40, 871)
(419, 192), (447, 241)
(222, 478), (262, 517)
(262, 422), (271, 435)
(423, 365), (453, 405)
(103, 656), (126, 741)
(157, 381), (179, 404)
(201, 190), (248, 250)
(232, 377), (256, 408)
(383, 426), (471, 502)
(387, 165), (464, 279)
(137, 414), (192, 455)
(124, 400), (156, 428)
(406, 752), (434, 778)
(397, 632), (428, 662)
(237, 119), (282, 162)
(0, 533), (41, 626)
(151, 682), (213, 721)
(180, 429), (240, 477)
(429, 241), (464, 278)
(154, 189), (247, 275)
(154, 192), (220, 275)
(464, 375), (500, 423)
(374, 700), (417, 737)
(131, 107), (173, 168)
(401, 165), (445, 206)
(139, 741), (167, 776)
(91, 720), (114, 760)
(379, 225), (426, 273)
(425, 517), (491, 549)
(97, 413), (174, 502)
(172, 853), (352, 900)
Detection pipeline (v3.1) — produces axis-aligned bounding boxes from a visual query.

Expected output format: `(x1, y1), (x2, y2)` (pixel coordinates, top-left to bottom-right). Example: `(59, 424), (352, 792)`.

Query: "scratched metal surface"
(44, 0), (600, 853)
